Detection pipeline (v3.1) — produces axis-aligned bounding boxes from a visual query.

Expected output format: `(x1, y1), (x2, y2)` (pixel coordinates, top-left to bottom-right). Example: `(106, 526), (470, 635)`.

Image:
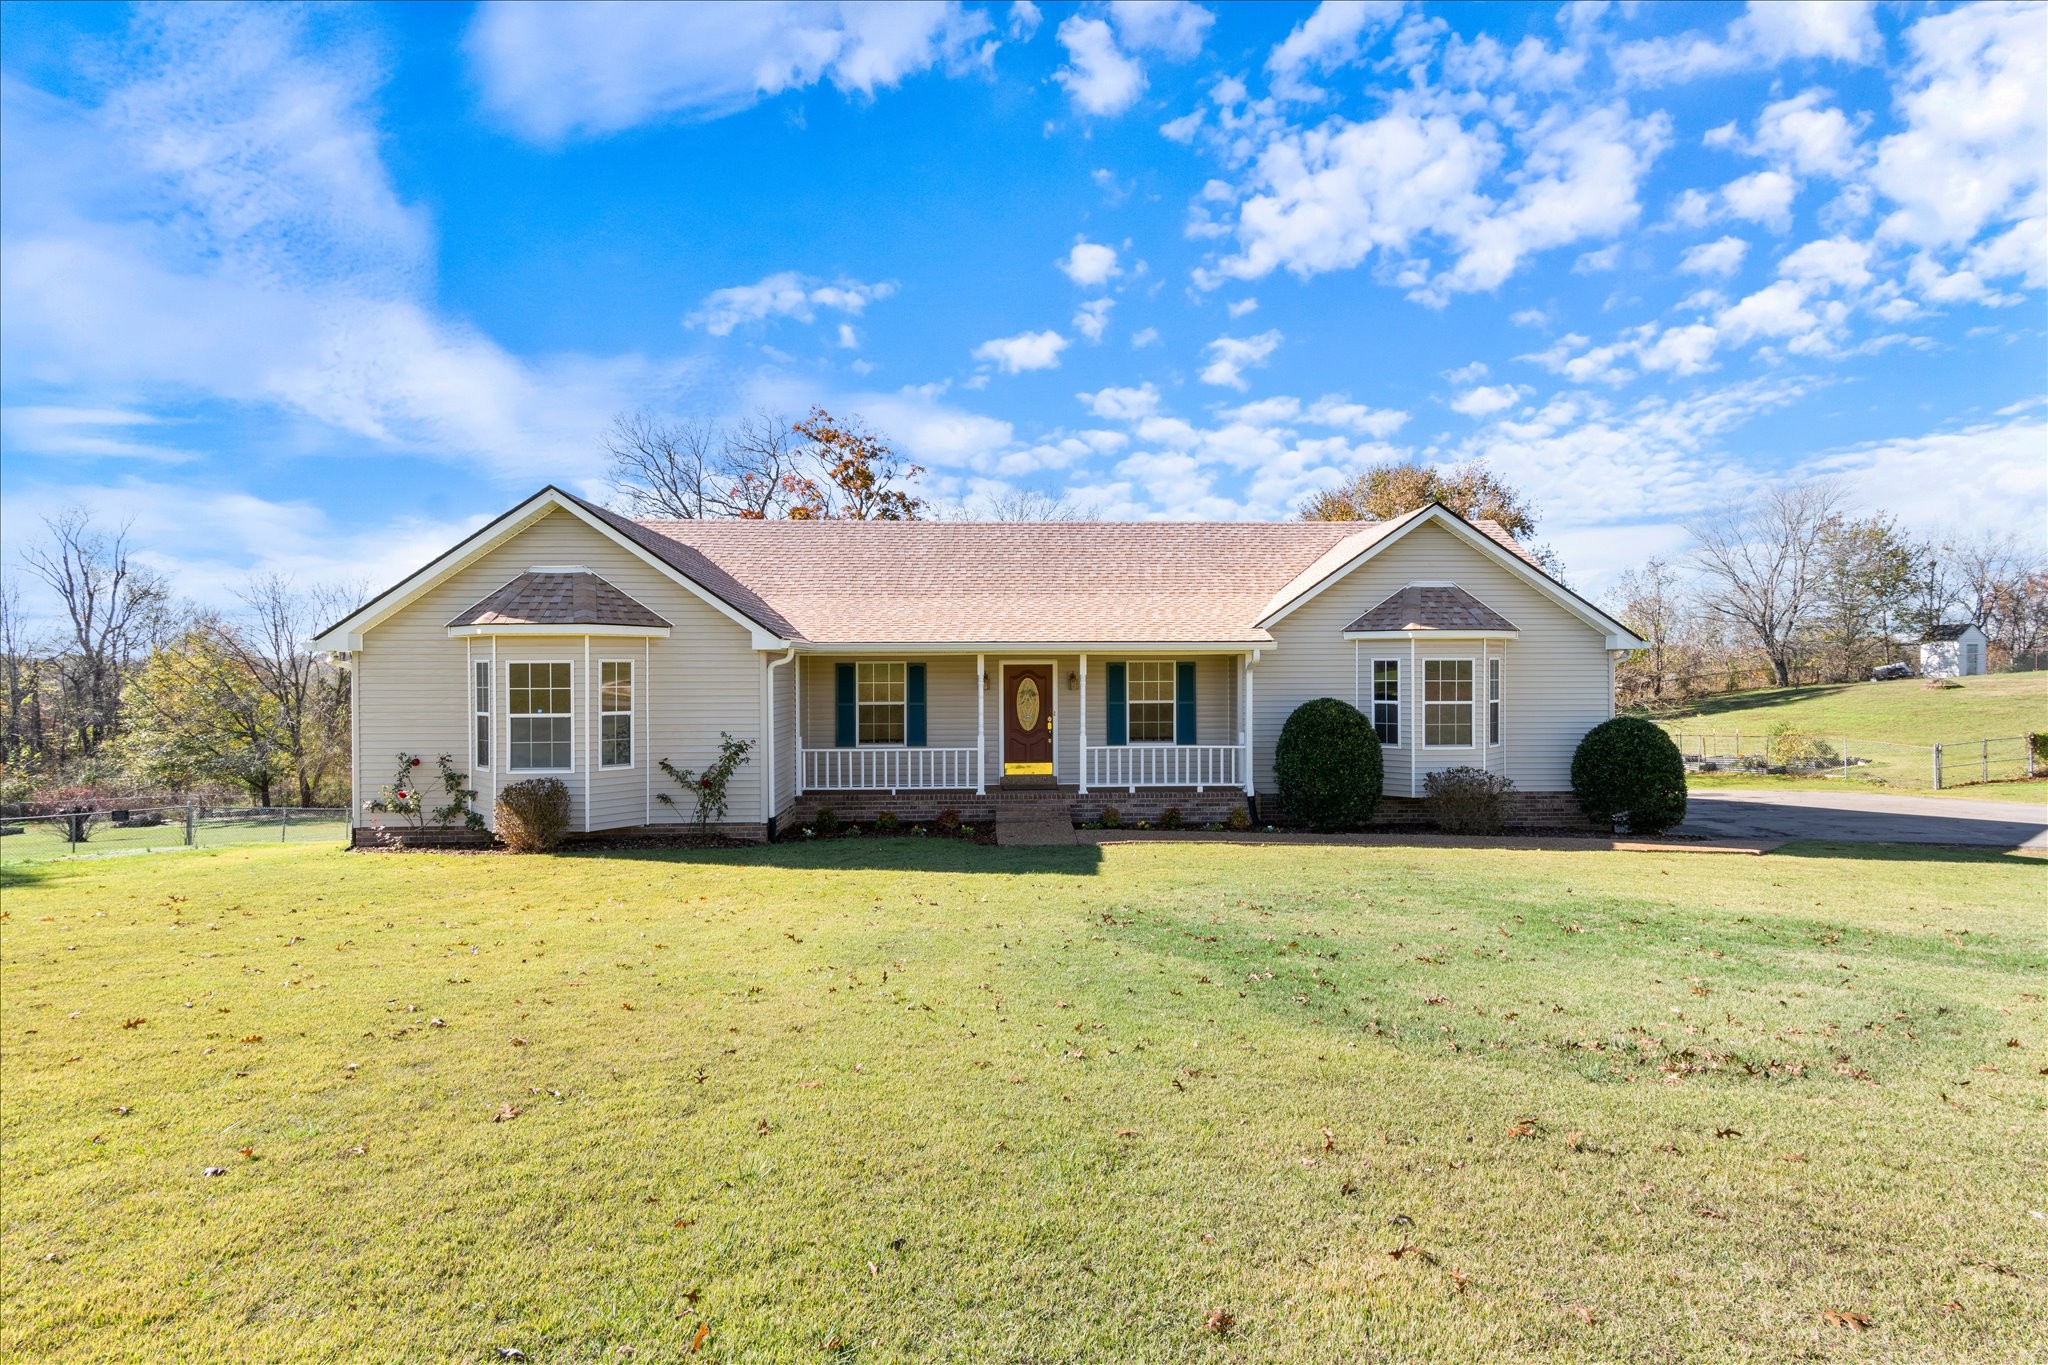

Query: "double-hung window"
(857, 662), (906, 744)
(473, 659), (491, 769)
(1423, 659), (1474, 747)
(508, 662), (573, 770)
(1488, 659), (1501, 744)
(1371, 659), (1400, 746)
(1126, 661), (1175, 743)
(600, 661), (633, 768)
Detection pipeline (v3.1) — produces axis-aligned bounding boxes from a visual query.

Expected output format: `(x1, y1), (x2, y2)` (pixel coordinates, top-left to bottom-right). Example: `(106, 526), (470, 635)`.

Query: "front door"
(1003, 665), (1053, 776)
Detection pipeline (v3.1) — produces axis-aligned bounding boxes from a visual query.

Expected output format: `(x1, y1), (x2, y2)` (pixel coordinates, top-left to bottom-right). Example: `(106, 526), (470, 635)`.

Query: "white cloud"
(1072, 297), (1115, 341)
(0, 406), (197, 463)
(1008, 1), (1042, 41)
(1108, 1), (1214, 60)
(1054, 16), (1146, 116)
(1080, 382), (1161, 420)
(1720, 170), (1799, 232)
(685, 272), (896, 335)
(1198, 330), (1282, 389)
(973, 329), (1070, 373)
(1749, 90), (1865, 178)
(1209, 91), (1669, 303)
(1637, 323), (1721, 376)
(1614, 1), (1880, 87)
(465, 0), (996, 142)
(1777, 236), (1873, 291)
(1445, 361), (1488, 383)
(1680, 236), (1749, 276)
(1449, 383), (1524, 418)
(1058, 240), (1122, 286)
(1129, 326), (1162, 348)
(1809, 413), (2048, 533)
(1573, 244), (1620, 274)
(1871, 2), (2046, 248)
(1715, 279), (1819, 344)
(1226, 297), (1259, 318)
(1266, 1), (1403, 102)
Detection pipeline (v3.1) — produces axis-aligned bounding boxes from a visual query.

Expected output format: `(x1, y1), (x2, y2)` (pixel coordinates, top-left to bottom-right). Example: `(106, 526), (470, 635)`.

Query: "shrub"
(1225, 807), (1251, 832)
(1424, 766), (1515, 835)
(1161, 807), (1184, 830)
(2032, 733), (2048, 765)
(875, 811), (901, 834)
(1765, 723), (1838, 770)
(496, 778), (571, 853)
(1571, 718), (1686, 834)
(1098, 805), (1122, 829)
(933, 808), (962, 836)
(814, 807), (840, 835)
(657, 732), (754, 837)
(1274, 698), (1383, 831)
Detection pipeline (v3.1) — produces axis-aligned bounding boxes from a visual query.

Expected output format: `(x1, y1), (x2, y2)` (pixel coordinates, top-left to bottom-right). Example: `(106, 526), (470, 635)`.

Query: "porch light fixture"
(1066, 671), (1078, 691)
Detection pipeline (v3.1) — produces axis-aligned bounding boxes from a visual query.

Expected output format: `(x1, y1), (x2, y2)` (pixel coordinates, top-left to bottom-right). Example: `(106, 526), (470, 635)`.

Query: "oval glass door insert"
(1016, 677), (1041, 731)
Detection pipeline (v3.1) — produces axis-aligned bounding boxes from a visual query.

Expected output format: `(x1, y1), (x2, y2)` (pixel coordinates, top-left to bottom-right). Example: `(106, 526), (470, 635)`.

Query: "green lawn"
(4, 842), (2044, 1361)
(1646, 673), (2048, 746)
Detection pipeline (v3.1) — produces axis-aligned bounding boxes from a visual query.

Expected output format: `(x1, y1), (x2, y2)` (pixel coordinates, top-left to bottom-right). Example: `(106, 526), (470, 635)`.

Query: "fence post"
(281, 808), (289, 843)
(2030, 736), (2037, 780)
(1932, 745), (1942, 791)
(1981, 740), (1989, 784)
(186, 805), (196, 847)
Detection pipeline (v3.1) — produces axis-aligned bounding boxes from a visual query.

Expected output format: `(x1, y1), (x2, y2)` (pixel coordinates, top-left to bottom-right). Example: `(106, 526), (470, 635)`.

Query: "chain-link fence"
(1666, 730), (2041, 791)
(0, 806), (349, 864)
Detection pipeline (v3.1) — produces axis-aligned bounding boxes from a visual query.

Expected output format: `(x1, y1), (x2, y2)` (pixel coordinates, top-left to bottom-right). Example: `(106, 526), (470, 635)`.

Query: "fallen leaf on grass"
(1942, 1300), (1963, 1313)
(1779, 1152), (1806, 1162)
(1822, 1309), (1870, 1330)
(673, 1218), (696, 1229)
(687, 1322), (708, 1354)
(1115, 1128), (1139, 1138)
(1199, 1232), (1216, 1245)
(1715, 1127), (1741, 1139)
(1386, 1244), (1437, 1264)
(493, 1103), (522, 1123)
(1567, 1303), (1596, 1325)
(240, 1147), (257, 1160)
(241, 1035), (263, 1044)
(1447, 1267), (1471, 1294)
(510, 1037), (528, 1047)
(122, 1018), (146, 1030)
(1565, 1130), (1587, 1152)
(1202, 1308), (1234, 1335)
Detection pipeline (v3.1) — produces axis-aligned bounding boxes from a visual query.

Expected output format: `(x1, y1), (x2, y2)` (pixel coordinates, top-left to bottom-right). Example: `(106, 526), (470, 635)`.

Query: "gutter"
(764, 648), (797, 838)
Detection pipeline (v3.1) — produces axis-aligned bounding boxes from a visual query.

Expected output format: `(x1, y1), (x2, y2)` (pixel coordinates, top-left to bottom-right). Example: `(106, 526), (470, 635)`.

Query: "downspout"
(1243, 648), (1260, 818)
(765, 648), (796, 839)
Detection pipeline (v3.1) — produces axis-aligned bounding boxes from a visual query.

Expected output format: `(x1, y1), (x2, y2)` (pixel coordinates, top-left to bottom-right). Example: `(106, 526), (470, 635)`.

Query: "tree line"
(1, 513), (356, 811)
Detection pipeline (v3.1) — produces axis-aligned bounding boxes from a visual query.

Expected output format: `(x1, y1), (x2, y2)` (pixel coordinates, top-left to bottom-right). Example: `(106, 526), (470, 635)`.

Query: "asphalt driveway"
(1678, 789), (2048, 851)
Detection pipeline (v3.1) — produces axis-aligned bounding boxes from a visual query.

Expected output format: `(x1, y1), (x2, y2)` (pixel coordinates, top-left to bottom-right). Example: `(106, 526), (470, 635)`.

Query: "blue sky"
(2, 1), (2043, 612)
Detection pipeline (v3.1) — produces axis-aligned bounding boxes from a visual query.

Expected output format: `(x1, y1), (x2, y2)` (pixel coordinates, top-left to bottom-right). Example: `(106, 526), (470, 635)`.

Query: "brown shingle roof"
(1344, 585), (1519, 635)
(618, 519), (1363, 644)
(450, 572), (670, 630)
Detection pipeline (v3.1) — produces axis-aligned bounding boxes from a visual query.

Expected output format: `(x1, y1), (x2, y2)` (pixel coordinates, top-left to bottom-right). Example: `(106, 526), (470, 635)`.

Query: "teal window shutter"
(835, 663), (856, 747)
(1175, 662), (1196, 745)
(1105, 663), (1127, 746)
(906, 663), (927, 746)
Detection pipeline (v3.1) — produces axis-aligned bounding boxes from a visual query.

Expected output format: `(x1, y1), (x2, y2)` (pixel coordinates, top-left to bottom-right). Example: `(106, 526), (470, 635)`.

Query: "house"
(1919, 622), (1990, 678)
(311, 487), (1647, 841)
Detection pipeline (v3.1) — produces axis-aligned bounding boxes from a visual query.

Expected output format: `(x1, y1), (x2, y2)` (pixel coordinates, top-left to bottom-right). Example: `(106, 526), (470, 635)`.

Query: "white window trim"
(1123, 658), (1183, 747)
(598, 658), (635, 770)
(473, 655), (492, 771)
(1421, 657), (1478, 750)
(1371, 656), (1403, 749)
(1487, 657), (1502, 746)
(507, 660), (575, 773)
(855, 659), (909, 749)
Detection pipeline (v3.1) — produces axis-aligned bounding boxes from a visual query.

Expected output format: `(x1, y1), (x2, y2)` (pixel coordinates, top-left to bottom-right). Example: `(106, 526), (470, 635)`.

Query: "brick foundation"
(787, 786), (1250, 831)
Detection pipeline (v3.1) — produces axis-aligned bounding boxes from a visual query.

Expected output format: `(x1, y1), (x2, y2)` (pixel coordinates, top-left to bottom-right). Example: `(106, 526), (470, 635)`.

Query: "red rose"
(410, 757), (422, 767)
(699, 777), (712, 788)
(394, 790), (407, 800)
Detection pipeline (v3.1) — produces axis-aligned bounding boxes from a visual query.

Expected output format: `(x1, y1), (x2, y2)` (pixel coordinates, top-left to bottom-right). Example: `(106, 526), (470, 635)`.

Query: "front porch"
(785, 650), (1258, 800)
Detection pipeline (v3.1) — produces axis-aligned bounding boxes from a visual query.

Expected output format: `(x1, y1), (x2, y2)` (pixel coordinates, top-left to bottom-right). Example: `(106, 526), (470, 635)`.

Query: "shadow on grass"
(1767, 839), (2045, 870)
(1643, 683), (1858, 721)
(0, 859), (61, 891)
(573, 838), (1108, 877)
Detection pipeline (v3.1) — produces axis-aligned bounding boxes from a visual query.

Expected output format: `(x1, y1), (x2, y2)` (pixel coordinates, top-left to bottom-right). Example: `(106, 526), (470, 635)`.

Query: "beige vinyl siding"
(1257, 521), (1611, 795)
(767, 653), (796, 819)
(354, 509), (767, 832)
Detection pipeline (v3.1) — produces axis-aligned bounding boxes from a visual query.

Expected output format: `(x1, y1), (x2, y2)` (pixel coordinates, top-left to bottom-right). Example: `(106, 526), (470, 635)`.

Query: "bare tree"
(1689, 481), (1847, 688)
(214, 575), (356, 805)
(719, 410), (811, 518)
(969, 489), (1099, 521)
(19, 510), (171, 754)
(1608, 557), (1691, 703)
(605, 411), (721, 519)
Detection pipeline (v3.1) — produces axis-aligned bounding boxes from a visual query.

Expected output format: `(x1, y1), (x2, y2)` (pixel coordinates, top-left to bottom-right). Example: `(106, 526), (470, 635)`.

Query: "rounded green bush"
(1571, 717), (1687, 834)
(1274, 698), (1383, 831)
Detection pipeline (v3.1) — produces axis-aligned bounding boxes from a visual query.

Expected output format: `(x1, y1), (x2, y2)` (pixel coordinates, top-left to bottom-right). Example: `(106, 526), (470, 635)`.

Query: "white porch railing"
(801, 747), (980, 792)
(1084, 744), (1244, 792)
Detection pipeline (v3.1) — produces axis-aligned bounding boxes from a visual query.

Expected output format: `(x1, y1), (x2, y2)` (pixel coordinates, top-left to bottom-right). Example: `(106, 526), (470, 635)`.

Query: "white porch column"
(1242, 651), (1257, 797)
(583, 635), (593, 832)
(1479, 639), (1488, 775)
(1408, 635), (1419, 798)
(643, 637), (651, 826)
(1078, 654), (1088, 795)
(975, 653), (986, 795)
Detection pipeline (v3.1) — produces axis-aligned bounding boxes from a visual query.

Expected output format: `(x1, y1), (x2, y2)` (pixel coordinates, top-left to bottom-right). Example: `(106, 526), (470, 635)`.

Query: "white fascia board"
(446, 624), (672, 639)
(311, 487), (788, 651)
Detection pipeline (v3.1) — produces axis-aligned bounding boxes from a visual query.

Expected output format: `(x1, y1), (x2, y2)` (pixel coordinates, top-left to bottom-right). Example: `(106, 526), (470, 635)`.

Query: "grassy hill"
(1641, 672), (2047, 746)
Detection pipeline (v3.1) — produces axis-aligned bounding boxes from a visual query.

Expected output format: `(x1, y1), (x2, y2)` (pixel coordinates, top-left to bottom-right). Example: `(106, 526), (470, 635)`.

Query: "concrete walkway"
(1678, 789), (2048, 850)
